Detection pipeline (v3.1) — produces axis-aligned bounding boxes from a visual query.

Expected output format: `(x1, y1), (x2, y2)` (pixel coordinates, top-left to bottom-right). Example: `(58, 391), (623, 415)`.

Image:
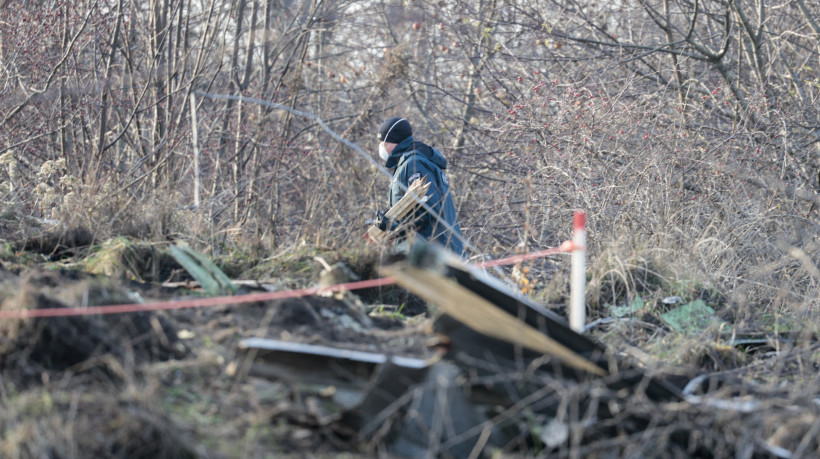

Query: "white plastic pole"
(569, 211), (586, 333)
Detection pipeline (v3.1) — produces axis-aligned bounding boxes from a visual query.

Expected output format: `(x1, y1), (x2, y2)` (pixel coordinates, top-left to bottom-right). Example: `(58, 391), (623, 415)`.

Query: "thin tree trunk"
(233, 0), (257, 221)
(452, 0), (496, 151)
(93, 0), (124, 181)
(217, 0), (247, 176)
(190, 93), (201, 208)
(663, 0), (687, 113)
(150, 0), (169, 187)
(59, 2), (70, 171)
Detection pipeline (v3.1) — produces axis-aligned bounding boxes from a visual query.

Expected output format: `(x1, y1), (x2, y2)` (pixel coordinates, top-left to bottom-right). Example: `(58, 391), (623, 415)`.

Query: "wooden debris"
(237, 338), (431, 410)
(365, 177), (430, 243)
(234, 240), (818, 458)
(381, 261), (606, 376)
(380, 240), (684, 402)
(237, 339), (504, 456)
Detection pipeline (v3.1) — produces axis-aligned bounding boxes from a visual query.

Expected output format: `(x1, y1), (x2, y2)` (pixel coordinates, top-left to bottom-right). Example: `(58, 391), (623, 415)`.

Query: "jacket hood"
(384, 136), (448, 170)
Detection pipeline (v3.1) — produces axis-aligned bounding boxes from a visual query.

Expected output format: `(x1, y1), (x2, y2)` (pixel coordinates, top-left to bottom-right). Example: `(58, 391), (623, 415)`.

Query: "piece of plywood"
(366, 177), (430, 243)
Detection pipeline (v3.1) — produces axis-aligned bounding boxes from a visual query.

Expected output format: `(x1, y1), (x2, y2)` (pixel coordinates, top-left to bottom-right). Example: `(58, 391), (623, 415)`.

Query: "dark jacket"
(385, 136), (464, 255)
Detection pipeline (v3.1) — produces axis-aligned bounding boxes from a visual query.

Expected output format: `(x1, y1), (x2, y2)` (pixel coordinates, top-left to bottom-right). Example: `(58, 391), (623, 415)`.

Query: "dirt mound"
(0, 269), (186, 385)
(0, 389), (198, 458)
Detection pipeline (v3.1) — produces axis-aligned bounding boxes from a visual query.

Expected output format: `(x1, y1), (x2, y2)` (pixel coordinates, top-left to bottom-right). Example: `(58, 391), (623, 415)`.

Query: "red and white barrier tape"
(0, 213), (587, 321)
(476, 245), (574, 269)
(0, 277), (394, 320)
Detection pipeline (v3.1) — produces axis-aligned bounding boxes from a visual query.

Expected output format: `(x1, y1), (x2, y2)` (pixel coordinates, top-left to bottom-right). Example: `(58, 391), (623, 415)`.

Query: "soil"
(0, 252), (433, 458)
(2, 233), (819, 458)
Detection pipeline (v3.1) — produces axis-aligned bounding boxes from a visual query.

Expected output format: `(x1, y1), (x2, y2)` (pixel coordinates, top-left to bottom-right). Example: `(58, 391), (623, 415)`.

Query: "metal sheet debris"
(234, 240), (813, 458)
(238, 338), (429, 370)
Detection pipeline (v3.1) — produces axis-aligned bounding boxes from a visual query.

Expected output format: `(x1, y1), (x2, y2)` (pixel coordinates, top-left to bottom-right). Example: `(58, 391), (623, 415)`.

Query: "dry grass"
(1, 0), (820, 455)
(0, 387), (199, 459)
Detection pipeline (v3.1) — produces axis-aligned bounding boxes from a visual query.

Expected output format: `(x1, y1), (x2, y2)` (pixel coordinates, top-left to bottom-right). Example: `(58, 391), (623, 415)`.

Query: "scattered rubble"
(238, 241), (820, 458)
(0, 238), (817, 457)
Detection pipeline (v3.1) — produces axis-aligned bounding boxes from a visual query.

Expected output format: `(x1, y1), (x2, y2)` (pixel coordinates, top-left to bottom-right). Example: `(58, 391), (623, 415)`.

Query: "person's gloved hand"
(374, 210), (391, 232)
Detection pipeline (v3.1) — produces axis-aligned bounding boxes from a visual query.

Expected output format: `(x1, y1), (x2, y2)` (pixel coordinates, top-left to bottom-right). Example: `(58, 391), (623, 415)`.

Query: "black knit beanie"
(377, 117), (412, 143)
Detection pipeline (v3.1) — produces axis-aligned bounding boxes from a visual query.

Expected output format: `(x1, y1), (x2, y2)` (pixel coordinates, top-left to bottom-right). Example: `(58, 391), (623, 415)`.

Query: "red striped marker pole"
(569, 211), (586, 333)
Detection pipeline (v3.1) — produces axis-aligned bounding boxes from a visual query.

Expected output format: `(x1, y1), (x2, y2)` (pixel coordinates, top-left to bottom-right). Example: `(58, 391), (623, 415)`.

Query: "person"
(374, 117), (464, 256)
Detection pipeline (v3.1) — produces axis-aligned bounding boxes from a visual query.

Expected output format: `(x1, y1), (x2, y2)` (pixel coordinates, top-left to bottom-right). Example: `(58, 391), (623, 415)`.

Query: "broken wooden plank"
(382, 177), (430, 222)
(381, 262), (606, 376)
(366, 177), (430, 243)
(380, 242), (609, 376)
(380, 240), (684, 402)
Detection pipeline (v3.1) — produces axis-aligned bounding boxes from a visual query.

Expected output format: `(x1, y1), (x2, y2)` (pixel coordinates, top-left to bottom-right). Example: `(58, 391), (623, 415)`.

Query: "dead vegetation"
(0, 225), (819, 457)
(0, 268), (186, 385)
(0, 239), (437, 457)
(2, 0), (820, 456)
(0, 390), (199, 459)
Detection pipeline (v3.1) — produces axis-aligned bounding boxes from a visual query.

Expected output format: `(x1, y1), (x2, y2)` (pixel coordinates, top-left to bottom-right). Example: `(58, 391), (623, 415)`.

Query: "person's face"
(379, 140), (397, 161)
(382, 141), (396, 154)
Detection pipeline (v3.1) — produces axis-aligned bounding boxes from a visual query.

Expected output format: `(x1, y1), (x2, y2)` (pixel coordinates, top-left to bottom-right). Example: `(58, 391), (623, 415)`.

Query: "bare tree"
(1, 0), (817, 310)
